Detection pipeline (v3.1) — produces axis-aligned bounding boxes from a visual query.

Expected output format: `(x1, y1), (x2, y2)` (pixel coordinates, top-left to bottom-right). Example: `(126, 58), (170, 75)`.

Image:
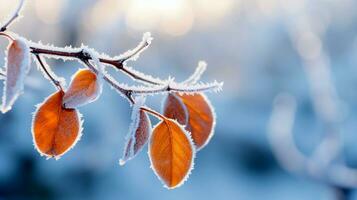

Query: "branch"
(29, 45), (162, 85)
(29, 43), (222, 95)
(0, 0), (25, 32)
(129, 80), (223, 95)
(0, 30), (222, 105)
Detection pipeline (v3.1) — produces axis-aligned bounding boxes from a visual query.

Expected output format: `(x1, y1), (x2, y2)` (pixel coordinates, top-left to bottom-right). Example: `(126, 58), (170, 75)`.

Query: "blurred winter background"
(1, 0), (357, 199)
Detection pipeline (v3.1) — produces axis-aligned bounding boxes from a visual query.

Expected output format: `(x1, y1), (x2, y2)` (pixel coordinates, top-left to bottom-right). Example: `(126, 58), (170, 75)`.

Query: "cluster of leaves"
(0, 0), (222, 189)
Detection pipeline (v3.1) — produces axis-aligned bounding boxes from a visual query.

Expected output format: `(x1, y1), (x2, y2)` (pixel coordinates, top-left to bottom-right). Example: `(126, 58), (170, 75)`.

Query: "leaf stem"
(34, 54), (63, 91)
(140, 106), (166, 120)
(0, 32), (15, 41)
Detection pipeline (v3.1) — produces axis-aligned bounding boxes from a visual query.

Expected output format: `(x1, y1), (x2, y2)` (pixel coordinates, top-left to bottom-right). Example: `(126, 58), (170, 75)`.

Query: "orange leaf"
(63, 69), (102, 109)
(163, 93), (188, 125)
(149, 118), (195, 189)
(163, 93), (215, 150)
(120, 109), (151, 165)
(1, 38), (31, 113)
(32, 90), (82, 159)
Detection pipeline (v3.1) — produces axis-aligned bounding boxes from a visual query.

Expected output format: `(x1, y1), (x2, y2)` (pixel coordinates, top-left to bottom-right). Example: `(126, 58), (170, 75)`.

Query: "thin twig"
(0, 0), (25, 32)
(115, 32), (152, 63)
(34, 54), (62, 90)
(140, 106), (165, 120)
(182, 61), (207, 85)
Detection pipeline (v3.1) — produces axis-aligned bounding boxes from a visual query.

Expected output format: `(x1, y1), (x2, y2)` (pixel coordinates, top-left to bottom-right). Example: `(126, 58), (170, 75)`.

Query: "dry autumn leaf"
(63, 69), (102, 109)
(1, 38), (30, 113)
(32, 90), (82, 159)
(120, 109), (151, 165)
(163, 93), (188, 125)
(149, 118), (195, 189)
(163, 93), (215, 150)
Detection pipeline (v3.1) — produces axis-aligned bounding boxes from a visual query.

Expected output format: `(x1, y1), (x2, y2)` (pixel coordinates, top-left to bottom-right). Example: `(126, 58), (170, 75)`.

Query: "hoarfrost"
(1, 37), (31, 113)
(182, 61), (207, 85)
(120, 96), (152, 165)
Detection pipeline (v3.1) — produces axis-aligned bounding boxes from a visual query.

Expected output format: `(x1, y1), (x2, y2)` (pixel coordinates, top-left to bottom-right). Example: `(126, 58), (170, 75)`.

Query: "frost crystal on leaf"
(120, 96), (152, 165)
(31, 90), (83, 160)
(1, 37), (31, 113)
(148, 118), (196, 189)
(63, 69), (102, 109)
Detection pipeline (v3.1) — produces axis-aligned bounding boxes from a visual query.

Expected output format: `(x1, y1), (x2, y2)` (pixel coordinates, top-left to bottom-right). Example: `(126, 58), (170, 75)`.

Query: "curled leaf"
(1, 38), (31, 113)
(32, 90), (82, 159)
(163, 93), (215, 151)
(63, 69), (102, 109)
(149, 118), (195, 189)
(120, 109), (151, 165)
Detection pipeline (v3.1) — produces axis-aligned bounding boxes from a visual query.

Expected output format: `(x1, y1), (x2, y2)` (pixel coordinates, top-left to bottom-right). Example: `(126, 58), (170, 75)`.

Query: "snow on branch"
(127, 79), (223, 95)
(115, 32), (153, 63)
(182, 61), (207, 85)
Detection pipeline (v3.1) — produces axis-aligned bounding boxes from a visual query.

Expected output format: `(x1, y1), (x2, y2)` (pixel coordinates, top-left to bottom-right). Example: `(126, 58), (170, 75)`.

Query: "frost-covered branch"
(29, 33), (161, 86)
(0, 0), (25, 32)
(114, 32), (153, 63)
(182, 61), (207, 85)
(0, 0), (223, 106)
(128, 79), (223, 95)
(15, 38), (220, 104)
